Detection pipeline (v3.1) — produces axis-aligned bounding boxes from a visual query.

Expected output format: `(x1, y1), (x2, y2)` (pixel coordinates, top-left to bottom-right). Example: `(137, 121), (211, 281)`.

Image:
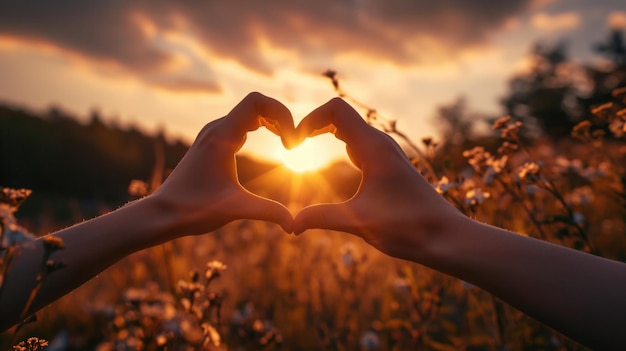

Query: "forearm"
(0, 195), (177, 332)
(415, 215), (626, 349)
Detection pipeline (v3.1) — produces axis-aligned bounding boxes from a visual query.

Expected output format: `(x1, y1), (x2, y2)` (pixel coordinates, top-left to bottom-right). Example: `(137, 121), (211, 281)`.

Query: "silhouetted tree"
(436, 97), (475, 147)
(501, 41), (584, 139)
(595, 29), (626, 66)
(579, 29), (626, 109)
(501, 30), (626, 141)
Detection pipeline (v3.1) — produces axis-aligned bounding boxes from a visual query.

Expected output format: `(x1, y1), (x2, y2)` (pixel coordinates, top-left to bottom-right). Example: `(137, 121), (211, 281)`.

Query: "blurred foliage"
(0, 106), (188, 208)
(502, 29), (626, 140)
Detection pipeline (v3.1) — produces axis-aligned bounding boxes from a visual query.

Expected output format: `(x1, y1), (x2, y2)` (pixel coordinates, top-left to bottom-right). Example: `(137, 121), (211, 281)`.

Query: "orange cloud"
(0, 1), (534, 78)
(531, 12), (581, 31)
(607, 11), (626, 30)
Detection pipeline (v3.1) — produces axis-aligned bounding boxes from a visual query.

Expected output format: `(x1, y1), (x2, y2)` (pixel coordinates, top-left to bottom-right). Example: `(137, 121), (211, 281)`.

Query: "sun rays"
(237, 158), (348, 214)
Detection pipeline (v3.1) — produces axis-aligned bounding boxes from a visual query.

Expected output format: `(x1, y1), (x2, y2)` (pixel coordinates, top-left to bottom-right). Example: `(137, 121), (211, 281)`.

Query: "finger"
(295, 98), (381, 163)
(293, 203), (360, 235)
(296, 98), (370, 142)
(302, 124), (337, 138)
(236, 192), (294, 233)
(346, 144), (362, 170)
(230, 92), (297, 149)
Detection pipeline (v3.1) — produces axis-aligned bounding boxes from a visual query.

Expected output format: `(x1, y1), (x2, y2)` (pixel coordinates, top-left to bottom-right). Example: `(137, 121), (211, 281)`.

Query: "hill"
(0, 103), (360, 228)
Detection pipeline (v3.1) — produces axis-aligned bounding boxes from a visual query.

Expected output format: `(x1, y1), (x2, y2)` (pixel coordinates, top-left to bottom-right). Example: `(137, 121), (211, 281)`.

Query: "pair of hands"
(152, 92), (464, 260)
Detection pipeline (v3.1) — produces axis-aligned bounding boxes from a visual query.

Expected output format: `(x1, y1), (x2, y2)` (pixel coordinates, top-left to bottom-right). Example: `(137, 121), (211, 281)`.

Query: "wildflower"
(433, 176), (456, 195)
(12, 338), (49, 351)
(591, 102), (613, 117)
(0, 188), (32, 208)
(202, 323), (221, 347)
(612, 86), (626, 99)
(554, 157), (583, 174)
(205, 260), (227, 281)
(155, 334), (169, 346)
(1, 221), (36, 249)
(518, 162), (541, 180)
(462, 146), (483, 159)
(500, 120), (523, 141)
(43, 235), (64, 250)
(463, 146), (492, 173)
(492, 115), (512, 130)
(1, 191), (37, 252)
(573, 212), (585, 226)
(177, 279), (203, 297)
(253, 319), (266, 333)
(464, 188), (491, 206)
(44, 259), (66, 275)
(322, 69), (339, 90)
(609, 117), (625, 137)
(497, 141), (519, 155)
(360, 330), (381, 350)
(365, 108), (379, 123)
(483, 155), (508, 184)
(580, 162), (610, 180)
(566, 186), (594, 206)
(571, 120), (592, 141)
(488, 155), (508, 173)
(128, 179), (149, 197)
(592, 129), (606, 139)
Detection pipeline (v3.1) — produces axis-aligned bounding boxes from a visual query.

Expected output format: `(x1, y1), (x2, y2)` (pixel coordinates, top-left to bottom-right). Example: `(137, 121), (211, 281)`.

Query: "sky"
(0, 0), (624, 167)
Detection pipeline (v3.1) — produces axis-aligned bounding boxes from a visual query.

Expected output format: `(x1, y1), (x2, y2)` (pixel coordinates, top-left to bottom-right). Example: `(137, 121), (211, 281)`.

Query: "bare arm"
(294, 97), (626, 350)
(0, 92), (296, 332)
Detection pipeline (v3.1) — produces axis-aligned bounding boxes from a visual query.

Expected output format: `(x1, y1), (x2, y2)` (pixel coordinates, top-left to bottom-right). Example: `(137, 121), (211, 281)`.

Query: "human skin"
(0, 92), (297, 332)
(2, 93), (626, 350)
(294, 97), (626, 350)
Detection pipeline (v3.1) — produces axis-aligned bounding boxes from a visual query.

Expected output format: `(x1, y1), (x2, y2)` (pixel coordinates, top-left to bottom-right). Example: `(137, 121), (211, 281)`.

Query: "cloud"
(0, 0), (533, 92)
(530, 0), (557, 10)
(530, 12), (581, 31)
(607, 11), (626, 30)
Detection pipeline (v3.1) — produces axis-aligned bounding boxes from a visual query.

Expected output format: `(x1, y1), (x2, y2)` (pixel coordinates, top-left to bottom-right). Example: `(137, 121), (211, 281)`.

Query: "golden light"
(275, 134), (343, 173)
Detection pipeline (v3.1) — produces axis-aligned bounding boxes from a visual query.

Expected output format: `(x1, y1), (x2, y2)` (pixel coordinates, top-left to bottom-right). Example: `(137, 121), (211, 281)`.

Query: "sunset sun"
(275, 135), (341, 173)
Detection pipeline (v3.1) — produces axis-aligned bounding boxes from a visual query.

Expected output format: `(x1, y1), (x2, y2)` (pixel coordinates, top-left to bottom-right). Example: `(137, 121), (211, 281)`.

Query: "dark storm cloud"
(0, 0), (532, 92)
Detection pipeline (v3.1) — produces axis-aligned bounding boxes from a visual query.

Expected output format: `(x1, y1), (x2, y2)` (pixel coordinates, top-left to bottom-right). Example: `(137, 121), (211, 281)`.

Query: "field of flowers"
(1, 83), (625, 350)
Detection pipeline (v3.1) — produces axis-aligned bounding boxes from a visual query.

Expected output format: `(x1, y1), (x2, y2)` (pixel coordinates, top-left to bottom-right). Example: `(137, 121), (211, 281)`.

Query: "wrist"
(407, 209), (475, 266)
(131, 193), (183, 247)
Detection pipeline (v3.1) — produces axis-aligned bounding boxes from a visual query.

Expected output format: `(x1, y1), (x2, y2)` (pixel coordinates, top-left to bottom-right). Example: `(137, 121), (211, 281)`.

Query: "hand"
(151, 92), (297, 239)
(293, 98), (467, 261)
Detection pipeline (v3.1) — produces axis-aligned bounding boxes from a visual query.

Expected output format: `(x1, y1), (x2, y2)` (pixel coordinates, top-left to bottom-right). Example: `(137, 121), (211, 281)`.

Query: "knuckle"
(328, 96), (346, 107)
(246, 91), (263, 100)
(242, 92), (265, 109)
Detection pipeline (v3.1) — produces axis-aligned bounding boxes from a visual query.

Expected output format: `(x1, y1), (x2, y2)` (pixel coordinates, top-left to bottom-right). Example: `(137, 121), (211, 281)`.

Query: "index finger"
(296, 98), (391, 164)
(227, 92), (297, 149)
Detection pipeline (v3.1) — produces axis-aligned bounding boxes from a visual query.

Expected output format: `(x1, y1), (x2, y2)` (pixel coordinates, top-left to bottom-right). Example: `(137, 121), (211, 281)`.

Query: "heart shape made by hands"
(236, 121), (360, 214)
(157, 92), (426, 256)
(222, 94), (381, 234)
(155, 93), (362, 237)
(196, 92), (369, 235)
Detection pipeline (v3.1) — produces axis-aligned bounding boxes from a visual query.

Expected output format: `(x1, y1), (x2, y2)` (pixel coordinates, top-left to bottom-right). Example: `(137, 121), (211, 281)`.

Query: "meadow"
(1, 83), (626, 350)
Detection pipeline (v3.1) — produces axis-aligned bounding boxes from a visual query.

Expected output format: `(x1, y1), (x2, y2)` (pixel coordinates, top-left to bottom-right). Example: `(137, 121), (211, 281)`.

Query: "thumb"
(294, 203), (358, 235)
(237, 193), (294, 233)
